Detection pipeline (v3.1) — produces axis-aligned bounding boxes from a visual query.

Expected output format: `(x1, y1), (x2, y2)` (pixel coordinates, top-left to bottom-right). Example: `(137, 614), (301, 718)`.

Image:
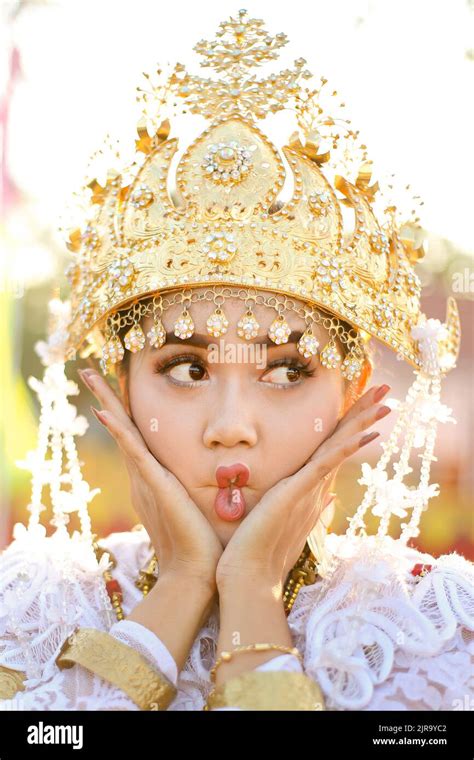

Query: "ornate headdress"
(17, 10), (460, 563)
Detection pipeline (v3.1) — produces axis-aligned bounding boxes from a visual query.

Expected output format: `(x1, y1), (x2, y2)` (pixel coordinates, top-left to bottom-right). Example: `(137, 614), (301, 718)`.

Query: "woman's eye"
(166, 361), (207, 383)
(261, 365), (305, 385)
(155, 356), (315, 388)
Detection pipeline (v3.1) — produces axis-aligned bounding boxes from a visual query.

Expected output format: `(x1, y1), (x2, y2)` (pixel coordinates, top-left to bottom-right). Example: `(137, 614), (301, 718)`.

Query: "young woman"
(0, 10), (472, 712)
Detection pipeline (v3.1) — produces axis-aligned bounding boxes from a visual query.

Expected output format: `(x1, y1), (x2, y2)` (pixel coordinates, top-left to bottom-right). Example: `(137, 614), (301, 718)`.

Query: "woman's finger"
(322, 399), (391, 452)
(307, 427), (380, 492)
(90, 405), (196, 517)
(78, 369), (153, 454)
(80, 369), (177, 489)
(293, 465), (339, 540)
(90, 407), (158, 475)
(83, 377), (202, 541)
(268, 425), (380, 508)
(78, 369), (131, 422)
(298, 395), (389, 479)
(295, 383), (388, 474)
(336, 383), (391, 427)
(305, 464), (338, 506)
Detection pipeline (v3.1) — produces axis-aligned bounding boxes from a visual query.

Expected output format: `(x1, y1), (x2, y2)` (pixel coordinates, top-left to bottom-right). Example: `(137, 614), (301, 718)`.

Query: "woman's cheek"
(274, 395), (338, 448)
(129, 383), (168, 456)
(137, 404), (198, 472)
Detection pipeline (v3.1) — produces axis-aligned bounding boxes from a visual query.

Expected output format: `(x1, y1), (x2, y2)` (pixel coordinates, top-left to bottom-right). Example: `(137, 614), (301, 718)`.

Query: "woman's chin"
(201, 504), (245, 546)
(214, 521), (241, 547)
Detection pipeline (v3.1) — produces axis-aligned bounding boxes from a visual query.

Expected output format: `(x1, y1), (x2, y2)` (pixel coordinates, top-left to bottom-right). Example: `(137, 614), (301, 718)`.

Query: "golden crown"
(63, 9), (460, 373)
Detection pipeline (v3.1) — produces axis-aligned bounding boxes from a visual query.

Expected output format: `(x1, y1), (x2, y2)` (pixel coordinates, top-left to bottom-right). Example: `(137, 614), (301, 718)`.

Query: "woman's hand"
(215, 383), (392, 591)
(78, 368), (223, 591)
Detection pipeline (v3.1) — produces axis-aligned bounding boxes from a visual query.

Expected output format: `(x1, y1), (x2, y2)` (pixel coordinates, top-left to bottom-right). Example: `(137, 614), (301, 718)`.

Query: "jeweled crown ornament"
(63, 9), (460, 377)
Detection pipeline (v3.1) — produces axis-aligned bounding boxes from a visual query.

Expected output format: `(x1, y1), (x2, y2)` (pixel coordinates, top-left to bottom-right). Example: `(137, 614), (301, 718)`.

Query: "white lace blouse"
(0, 522), (473, 711)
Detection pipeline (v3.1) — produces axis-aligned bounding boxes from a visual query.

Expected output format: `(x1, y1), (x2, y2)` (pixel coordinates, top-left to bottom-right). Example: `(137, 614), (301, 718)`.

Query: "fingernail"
(91, 406), (108, 427)
(373, 384), (391, 403)
(359, 431), (380, 448)
(79, 369), (96, 391)
(375, 404), (392, 421)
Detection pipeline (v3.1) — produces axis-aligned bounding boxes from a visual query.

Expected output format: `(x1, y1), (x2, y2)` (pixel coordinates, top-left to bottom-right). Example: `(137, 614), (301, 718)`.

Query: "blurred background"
(0, 0), (473, 556)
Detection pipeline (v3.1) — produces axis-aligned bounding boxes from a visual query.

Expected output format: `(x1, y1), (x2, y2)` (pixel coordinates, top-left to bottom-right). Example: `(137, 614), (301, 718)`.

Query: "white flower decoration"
(55, 481), (101, 514)
(358, 462), (387, 490)
(408, 483), (440, 510)
(358, 464), (412, 519)
(411, 318), (448, 343)
(418, 399), (456, 425)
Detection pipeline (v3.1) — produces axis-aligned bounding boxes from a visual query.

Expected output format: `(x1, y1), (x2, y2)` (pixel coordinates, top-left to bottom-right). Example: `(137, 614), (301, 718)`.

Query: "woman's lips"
(214, 463), (250, 522)
(215, 463), (250, 488)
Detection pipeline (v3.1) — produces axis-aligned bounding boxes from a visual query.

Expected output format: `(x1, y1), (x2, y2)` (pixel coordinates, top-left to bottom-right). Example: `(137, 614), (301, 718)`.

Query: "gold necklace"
(92, 530), (319, 622)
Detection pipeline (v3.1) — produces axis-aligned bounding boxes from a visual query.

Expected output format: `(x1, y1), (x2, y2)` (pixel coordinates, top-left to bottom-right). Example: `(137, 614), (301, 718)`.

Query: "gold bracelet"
(210, 642), (302, 683)
(205, 670), (326, 711)
(0, 665), (26, 700)
(56, 627), (177, 710)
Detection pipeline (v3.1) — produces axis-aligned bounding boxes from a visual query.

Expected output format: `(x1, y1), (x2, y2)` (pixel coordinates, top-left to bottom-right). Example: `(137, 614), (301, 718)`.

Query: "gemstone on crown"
(131, 184), (155, 209)
(201, 140), (254, 185)
(201, 230), (238, 266)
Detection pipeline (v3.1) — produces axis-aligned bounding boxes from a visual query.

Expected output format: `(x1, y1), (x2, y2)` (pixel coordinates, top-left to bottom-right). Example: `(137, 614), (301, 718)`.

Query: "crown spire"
(167, 9), (312, 121)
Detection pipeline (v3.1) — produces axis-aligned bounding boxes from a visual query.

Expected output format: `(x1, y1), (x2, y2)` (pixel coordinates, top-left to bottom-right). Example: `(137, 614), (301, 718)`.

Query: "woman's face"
(122, 290), (352, 546)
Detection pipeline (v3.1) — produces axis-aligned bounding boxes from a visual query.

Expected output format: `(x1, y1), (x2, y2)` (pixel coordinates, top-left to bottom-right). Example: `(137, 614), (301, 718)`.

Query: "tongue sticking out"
(215, 486), (246, 521)
(214, 463), (250, 522)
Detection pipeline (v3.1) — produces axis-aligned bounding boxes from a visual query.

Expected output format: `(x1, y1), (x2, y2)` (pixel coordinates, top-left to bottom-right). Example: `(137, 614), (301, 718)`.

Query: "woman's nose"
(202, 377), (258, 449)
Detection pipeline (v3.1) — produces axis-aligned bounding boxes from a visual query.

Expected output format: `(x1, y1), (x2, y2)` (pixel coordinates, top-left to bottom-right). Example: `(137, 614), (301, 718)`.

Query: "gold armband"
(206, 670), (326, 711)
(0, 665), (26, 699)
(56, 627), (177, 710)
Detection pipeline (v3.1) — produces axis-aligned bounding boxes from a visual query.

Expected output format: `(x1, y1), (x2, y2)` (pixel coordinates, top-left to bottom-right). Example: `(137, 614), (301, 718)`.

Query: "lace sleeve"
(286, 534), (474, 711)
(0, 656), (141, 711)
(366, 556), (474, 711)
(0, 524), (180, 710)
(1, 622), (179, 711)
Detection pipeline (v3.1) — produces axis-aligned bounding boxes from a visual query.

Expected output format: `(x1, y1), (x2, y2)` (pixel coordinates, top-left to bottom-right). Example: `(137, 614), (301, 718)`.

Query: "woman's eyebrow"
(161, 330), (304, 347)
